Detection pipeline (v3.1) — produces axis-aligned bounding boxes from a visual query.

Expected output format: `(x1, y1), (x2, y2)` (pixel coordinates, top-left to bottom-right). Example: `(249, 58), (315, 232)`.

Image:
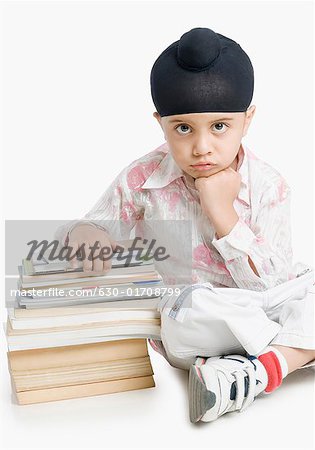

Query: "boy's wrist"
(64, 221), (109, 246)
(207, 205), (239, 239)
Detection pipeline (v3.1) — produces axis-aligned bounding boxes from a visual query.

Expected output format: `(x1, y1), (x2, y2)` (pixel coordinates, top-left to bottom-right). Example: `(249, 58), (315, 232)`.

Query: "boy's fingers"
(93, 257), (105, 273)
(68, 241), (79, 268)
(99, 238), (114, 272)
(103, 246), (113, 272)
(90, 239), (106, 273)
(82, 241), (93, 272)
(108, 235), (118, 252)
(67, 233), (117, 274)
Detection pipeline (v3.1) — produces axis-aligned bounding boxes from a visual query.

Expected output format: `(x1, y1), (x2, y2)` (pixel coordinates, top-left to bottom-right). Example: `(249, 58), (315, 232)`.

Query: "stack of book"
(8, 339), (155, 405)
(5, 239), (163, 404)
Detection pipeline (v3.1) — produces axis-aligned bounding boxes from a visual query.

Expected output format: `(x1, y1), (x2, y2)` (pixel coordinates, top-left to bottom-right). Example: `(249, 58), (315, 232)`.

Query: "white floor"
(1, 331), (314, 450)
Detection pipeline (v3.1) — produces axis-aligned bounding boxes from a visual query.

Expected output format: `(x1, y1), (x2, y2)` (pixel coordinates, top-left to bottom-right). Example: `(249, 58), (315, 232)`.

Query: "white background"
(0, 1), (314, 449)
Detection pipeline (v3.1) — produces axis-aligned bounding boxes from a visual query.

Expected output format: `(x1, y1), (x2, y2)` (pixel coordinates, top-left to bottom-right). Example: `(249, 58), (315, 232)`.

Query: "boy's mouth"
(190, 163), (217, 171)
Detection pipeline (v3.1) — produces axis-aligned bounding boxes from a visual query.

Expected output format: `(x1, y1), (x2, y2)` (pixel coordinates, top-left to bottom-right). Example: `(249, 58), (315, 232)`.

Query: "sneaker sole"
(188, 364), (216, 423)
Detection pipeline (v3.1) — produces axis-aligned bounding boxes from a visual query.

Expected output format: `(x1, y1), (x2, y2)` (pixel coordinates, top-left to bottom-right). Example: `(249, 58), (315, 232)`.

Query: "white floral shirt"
(57, 141), (306, 292)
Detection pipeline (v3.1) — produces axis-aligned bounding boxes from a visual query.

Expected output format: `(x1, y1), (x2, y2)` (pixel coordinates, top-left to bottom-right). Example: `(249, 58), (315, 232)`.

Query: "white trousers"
(150, 267), (315, 371)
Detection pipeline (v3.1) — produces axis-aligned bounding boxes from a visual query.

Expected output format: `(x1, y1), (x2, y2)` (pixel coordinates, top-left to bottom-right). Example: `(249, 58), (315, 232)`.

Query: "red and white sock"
(256, 346), (289, 393)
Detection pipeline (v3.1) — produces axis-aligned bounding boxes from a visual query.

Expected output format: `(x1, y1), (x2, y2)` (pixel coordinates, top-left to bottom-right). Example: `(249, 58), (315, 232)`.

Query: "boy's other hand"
(67, 224), (117, 274)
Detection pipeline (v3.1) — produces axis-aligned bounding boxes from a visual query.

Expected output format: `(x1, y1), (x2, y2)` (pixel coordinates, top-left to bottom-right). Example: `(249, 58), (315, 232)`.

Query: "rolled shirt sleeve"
(211, 179), (293, 291)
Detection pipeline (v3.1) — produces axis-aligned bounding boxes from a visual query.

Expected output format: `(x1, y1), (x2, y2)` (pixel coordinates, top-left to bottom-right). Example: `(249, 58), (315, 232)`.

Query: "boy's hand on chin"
(194, 166), (241, 219)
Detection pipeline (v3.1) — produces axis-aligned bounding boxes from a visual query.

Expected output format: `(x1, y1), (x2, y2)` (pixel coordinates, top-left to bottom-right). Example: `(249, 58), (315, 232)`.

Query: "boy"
(56, 27), (315, 423)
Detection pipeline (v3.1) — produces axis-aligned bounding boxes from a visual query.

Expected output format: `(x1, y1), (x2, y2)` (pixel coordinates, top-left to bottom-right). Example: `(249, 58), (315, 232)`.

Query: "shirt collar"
(141, 144), (183, 189)
(142, 142), (250, 207)
(236, 144), (250, 207)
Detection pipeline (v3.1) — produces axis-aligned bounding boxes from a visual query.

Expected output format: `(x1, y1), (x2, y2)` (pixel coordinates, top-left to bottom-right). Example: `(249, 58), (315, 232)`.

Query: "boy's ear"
(242, 105), (256, 137)
(153, 112), (166, 138)
(153, 111), (162, 125)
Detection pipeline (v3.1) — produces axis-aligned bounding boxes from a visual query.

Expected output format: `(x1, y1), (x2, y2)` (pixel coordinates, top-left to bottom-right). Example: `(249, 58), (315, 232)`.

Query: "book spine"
(14, 375), (155, 405)
(9, 310), (160, 330)
(8, 338), (149, 370)
(12, 358), (154, 391)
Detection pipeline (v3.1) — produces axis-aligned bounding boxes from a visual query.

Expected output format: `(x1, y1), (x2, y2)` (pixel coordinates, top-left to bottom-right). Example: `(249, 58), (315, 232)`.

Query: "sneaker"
(188, 354), (269, 423)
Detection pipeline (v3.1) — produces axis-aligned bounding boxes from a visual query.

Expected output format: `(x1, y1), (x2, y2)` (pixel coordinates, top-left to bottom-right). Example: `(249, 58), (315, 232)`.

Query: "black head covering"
(150, 27), (254, 117)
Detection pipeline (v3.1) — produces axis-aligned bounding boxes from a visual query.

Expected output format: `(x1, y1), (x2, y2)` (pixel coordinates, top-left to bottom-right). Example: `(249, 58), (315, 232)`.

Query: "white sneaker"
(188, 354), (269, 423)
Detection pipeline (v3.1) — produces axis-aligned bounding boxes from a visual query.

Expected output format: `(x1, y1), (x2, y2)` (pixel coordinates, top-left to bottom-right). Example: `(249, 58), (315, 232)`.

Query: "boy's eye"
(212, 122), (228, 133)
(175, 124), (191, 135)
(175, 122), (228, 135)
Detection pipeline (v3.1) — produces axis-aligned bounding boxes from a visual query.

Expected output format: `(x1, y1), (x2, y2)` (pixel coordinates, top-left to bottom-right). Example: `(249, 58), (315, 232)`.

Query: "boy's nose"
(192, 134), (214, 156)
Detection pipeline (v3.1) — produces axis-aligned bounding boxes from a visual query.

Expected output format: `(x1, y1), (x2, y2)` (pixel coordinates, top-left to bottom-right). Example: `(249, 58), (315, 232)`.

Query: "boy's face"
(153, 106), (255, 180)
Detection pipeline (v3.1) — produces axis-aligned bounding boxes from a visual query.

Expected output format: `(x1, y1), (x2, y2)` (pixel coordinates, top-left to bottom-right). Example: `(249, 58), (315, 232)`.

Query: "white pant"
(150, 267), (315, 371)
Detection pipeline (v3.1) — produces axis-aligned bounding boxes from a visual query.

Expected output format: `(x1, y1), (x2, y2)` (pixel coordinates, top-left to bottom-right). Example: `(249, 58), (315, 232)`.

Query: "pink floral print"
(64, 142), (295, 292)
